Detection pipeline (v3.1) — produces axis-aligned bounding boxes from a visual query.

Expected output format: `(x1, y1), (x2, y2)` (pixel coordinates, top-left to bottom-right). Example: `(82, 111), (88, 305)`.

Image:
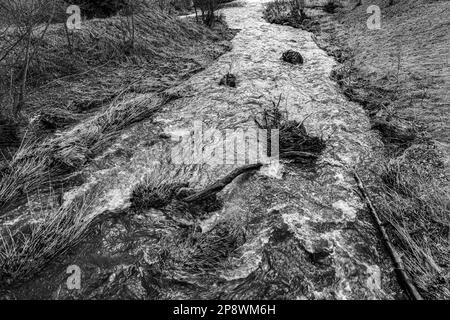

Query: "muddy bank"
(3, 0), (402, 299)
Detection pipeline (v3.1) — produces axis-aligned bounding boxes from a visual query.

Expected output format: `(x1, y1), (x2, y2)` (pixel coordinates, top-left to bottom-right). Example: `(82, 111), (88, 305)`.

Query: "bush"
(193, 0), (221, 27)
(263, 0), (306, 27)
(323, 1), (338, 14)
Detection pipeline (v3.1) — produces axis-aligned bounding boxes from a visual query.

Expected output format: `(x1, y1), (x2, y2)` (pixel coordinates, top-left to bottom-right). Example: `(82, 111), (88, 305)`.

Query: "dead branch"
(353, 170), (423, 300)
(183, 163), (262, 203)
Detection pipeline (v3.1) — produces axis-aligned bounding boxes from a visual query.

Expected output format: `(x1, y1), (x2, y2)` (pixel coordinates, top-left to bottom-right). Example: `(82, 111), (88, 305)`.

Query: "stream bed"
(5, 0), (402, 300)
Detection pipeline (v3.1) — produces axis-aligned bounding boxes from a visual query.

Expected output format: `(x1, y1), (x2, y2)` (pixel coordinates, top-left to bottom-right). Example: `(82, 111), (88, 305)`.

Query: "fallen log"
(183, 163), (263, 203)
(353, 170), (423, 300)
(280, 150), (318, 159)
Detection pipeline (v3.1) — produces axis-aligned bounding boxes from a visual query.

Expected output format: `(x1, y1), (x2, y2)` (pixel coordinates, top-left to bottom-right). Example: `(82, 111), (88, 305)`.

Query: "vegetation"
(0, 0), (228, 132)
(263, 0), (449, 299)
(263, 0), (307, 27)
(0, 0), (232, 207)
(374, 151), (449, 299)
(2, 0), (446, 300)
(129, 165), (248, 277)
(254, 95), (326, 165)
(0, 191), (98, 286)
(0, 0), (234, 289)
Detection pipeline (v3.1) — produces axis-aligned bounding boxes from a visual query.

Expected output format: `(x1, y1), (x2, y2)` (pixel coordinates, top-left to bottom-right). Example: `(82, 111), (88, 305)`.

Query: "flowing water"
(8, 0), (402, 299)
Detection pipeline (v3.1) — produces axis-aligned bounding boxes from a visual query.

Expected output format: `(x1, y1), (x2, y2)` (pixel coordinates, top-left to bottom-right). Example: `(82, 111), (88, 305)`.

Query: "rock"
(281, 50), (304, 65)
(219, 72), (237, 87)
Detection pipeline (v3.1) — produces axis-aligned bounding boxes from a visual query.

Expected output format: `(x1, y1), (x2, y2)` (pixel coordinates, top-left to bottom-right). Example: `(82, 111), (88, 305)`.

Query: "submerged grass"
(0, 2), (235, 231)
(0, 93), (170, 215)
(151, 207), (248, 276)
(131, 164), (192, 210)
(171, 218), (246, 273)
(0, 4), (234, 214)
(0, 190), (98, 286)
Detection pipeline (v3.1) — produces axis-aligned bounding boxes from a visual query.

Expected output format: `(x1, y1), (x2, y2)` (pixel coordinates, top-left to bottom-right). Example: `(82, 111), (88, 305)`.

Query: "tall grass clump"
(0, 0), (232, 214)
(0, 0), (226, 127)
(0, 93), (170, 214)
(254, 96), (326, 164)
(0, 0), (67, 117)
(131, 164), (194, 210)
(263, 0), (306, 27)
(0, 191), (98, 286)
(373, 153), (449, 299)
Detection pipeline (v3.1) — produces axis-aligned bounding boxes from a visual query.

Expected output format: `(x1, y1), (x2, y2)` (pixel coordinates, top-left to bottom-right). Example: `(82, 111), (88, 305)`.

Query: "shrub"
(263, 0), (306, 27)
(193, 0), (220, 27)
(0, 190), (98, 286)
(324, 1), (338, 14)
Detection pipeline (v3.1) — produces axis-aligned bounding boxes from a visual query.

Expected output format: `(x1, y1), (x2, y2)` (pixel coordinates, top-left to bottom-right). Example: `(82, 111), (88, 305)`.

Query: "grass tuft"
(373, 152), (449, 299)
(0, 191), (98, 286)
(131, 166), (190, 210)
(0, 93), (169, 215)
(255, 96), (326, 163)
(263, 0), (307, 28)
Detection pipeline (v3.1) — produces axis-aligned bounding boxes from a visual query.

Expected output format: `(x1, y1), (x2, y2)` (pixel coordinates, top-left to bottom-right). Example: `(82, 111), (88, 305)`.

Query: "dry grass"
(169, 218), (246, 273)
(0, 139), (55, 214)
(254, 96), (326, 163)
(263, 0), (307, 27)
(0, 190), (98, 286)
(316, 0), (449, 146)
(264, 0), (450, 299)
(131, 165), (193, 210)
(326, 1), (450, 300)
(373, 154), (449, 299)
(0, 93), (170, 215)
(321, 1), (450, 300)
(130, 163), (248, 275)
(0, 5), (225, 116)
(265, 0), (449, 146)
(152, 208), (247, 275)
(0, 1), (233, 291)
(0, 3), (233, 214)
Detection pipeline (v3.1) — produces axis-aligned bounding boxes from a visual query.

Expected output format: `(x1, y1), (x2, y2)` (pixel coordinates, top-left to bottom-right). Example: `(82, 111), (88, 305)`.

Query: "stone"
(219, 72), (237, 87)
(281, 50), (304, 65)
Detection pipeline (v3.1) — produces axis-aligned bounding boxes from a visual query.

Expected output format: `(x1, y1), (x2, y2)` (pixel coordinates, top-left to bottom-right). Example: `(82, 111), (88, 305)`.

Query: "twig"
(0, 33), (27, 63)
(353, 170), (423, 300)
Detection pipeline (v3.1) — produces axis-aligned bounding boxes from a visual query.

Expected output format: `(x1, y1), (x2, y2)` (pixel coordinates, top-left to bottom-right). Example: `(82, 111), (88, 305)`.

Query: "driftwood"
(280, 151), (317, 159)
(183, 163), (262, 203)
(353, 171), (423, 300)
(183, 150), (321, 203)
